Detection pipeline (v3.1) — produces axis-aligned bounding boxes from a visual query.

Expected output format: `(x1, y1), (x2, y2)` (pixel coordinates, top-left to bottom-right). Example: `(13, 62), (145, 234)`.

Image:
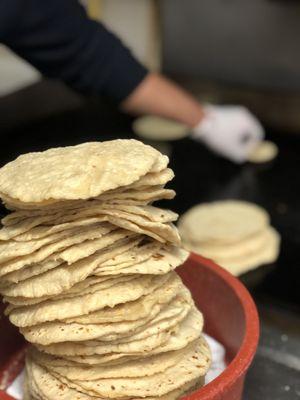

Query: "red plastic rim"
(184, 253), (260, 399)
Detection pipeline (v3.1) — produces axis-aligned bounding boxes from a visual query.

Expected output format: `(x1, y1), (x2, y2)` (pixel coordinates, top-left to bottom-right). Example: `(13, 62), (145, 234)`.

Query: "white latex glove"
(192, 105), (265, 163)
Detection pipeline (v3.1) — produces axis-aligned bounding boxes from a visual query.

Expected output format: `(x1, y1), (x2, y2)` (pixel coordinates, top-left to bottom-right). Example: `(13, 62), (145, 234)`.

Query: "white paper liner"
(6, 334), (226, 400)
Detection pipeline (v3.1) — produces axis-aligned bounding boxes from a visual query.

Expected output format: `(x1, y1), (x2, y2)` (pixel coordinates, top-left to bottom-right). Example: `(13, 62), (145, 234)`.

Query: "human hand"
(192, 105), (265, 163)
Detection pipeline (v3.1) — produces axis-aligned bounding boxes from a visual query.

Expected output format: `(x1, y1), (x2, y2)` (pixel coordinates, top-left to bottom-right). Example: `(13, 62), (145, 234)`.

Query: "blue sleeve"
(0, 0), (148, 103)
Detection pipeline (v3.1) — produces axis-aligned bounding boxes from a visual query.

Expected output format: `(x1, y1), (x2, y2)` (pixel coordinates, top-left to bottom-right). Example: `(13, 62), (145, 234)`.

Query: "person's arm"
(1, 0), (147, 103)
(1, 0), (264, 163)
(122, 72), (264, 163)
(122, 73), (205, 128)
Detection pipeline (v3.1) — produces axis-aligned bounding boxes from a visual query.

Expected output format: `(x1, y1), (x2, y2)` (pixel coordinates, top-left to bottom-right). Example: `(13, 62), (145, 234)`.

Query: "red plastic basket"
(0, 253), (259, 400)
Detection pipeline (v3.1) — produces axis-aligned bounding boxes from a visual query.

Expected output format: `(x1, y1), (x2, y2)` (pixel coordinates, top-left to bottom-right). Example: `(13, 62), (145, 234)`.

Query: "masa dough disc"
(133, 116), (189, 141)
(248, 140), (278, 163)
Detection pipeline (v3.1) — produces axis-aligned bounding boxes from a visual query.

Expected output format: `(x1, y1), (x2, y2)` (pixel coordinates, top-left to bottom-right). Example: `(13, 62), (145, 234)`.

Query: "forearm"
(121, 73), (205, 128)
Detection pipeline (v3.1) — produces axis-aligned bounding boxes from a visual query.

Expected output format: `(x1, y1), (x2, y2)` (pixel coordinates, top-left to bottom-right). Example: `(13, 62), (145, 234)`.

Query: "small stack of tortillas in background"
(0, 140), (211, 400)
(178, 200), (280, 276)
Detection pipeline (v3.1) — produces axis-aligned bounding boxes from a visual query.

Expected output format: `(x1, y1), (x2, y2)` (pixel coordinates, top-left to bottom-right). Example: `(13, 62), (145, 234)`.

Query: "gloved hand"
(192, 104), (265, 163)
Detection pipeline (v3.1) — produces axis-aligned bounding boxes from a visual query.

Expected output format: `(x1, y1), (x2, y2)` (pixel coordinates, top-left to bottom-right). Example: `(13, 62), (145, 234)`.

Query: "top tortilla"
(0, 140), (166, 204)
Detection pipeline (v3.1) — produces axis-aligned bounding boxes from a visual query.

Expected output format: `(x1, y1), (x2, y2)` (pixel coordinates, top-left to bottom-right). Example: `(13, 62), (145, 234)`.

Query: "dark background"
(161, 0), (300, 91)
(161, 0), (300, 134)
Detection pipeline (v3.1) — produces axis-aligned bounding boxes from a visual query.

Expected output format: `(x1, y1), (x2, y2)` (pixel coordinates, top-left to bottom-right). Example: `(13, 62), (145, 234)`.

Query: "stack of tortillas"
(178, 200), (280, 276)
(0, 140), (211, 400)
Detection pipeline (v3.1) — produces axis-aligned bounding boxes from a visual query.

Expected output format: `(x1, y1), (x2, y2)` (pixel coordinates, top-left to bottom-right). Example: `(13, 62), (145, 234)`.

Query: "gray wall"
(161, 0), (300, 91)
